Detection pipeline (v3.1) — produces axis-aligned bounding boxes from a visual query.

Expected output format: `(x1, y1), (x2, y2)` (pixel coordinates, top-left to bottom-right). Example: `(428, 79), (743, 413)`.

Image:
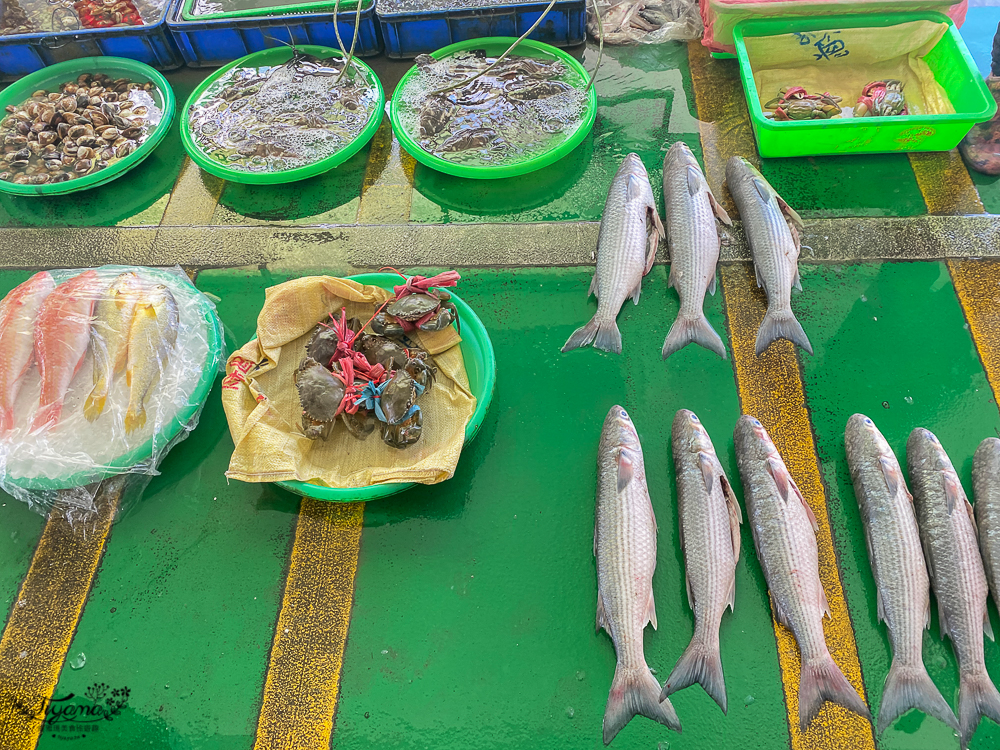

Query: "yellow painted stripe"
(253, 499), (364, 750)
(356, 117), (415, 224)
(949, 260), (1000, 408)
(0, 478), (127, 750)
(909, 151), (985, 215)
(158, 157), (226, 227)
(686, 40), (759, 216)
(721, 264), (875, 750)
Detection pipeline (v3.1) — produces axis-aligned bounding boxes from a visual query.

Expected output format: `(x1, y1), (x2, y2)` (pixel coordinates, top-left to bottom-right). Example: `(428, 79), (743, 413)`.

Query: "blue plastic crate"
(167, 0), (381, 67)
(376, 0), (585, 59)
(0, 0), (182, 81)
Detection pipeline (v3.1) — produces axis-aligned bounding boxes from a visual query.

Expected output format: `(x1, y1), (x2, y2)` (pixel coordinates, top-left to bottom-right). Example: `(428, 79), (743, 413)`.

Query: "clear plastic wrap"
(587, 0), (702, 45)
(0, 265), (224, 520)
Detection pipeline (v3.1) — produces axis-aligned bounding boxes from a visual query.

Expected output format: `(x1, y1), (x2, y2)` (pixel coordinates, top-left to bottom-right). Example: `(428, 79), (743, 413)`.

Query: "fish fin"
(877, 661), (958, 734)
(771, 593), (792, 630)
(562, 316), (622, 354)
(798, 654), (871, 731)
(767, 458), (791, 503)
(646, 588), (657, 631)
(82, 390), (107, 423)
(924, 596), (931, 631)
(792, 266), (802, 291)
(596, 593), (608, 633)
(661, 314), (727, 360)
(721, 473), (742, 570)
(753, 262), (764, 289)
(686, 165), (703, 196)
(876, 587), (885, 624)
(626, 174), (644, 202)
(985, 605), (995, 642)
(756, 307), (813, 356)
(698, 452), (715, 493)
(939, 599), (951, 641)
(752, 177), (772, 206)
(708, 270), (717, 296)
(776, 193), (805, 230)
(684, 569), (693, 610)
(958, 670), (1000, 748)
(644, 234), (657, 276)
(617, 449), (634, 493)
(588, 272), (599, 300)
(708, 187), (733, 226)
(650, 203), (665, 240)
(878, 455), (902, 497)
(661, 635), (728, 714)
(943, 474), (962, 514)
(631, 279), (643, 305)
(124, 405), (147, 435)
(603, 665), (681, 744)
(965, 494), (980, 537)
(726, 574), (737, 613)
(126, 366), (133, 388)
(666, 263), (677, 290)
(818, 582), (831, 619)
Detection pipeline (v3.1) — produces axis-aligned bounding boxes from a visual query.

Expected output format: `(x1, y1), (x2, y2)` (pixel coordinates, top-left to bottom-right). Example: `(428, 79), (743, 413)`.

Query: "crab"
(419, 95), (458, 138)
(385, 290), (460, 333)
(505, 80), (574, 102)
(342, 408), (376, 440)
(856, 80), (907, 118)
(403, 350), (436, 393)
(306, 324), (341, 369)
(370, 309), (405, 338)
(381, 409), (423, 449)
(356, 332), (410, 371)
(764, 87), (842, 121)
(294, 357), (346, 441)
(380, 368), (420, 426)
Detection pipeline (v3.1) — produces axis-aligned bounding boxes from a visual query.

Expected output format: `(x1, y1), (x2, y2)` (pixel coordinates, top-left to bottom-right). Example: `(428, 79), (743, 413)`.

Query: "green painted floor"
(1, 263), (999, 748)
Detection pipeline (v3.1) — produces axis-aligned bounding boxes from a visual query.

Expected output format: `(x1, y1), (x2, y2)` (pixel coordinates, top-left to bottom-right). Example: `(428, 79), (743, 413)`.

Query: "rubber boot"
(959, 76), (1000, 176)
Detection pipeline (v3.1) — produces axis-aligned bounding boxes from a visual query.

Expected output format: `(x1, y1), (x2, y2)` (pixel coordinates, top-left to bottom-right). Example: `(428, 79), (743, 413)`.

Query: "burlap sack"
(220, 276), (476, 487)
(746, 20), (954, 117)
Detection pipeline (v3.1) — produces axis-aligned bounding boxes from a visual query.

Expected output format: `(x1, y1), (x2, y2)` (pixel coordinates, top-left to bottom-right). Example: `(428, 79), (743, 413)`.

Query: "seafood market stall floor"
(3, 31), (1000, 750)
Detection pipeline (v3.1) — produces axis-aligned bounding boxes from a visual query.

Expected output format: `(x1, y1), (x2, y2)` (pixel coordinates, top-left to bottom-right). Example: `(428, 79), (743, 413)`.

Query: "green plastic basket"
(180, 0), (364, 22)
(389, 37), (597, 180)
(5, 267), (224, 492)
(732, 12), (997, 158)
(276, 273), (497, 503)
(0, 58), (174, 197)
(180, 46), (383, 185)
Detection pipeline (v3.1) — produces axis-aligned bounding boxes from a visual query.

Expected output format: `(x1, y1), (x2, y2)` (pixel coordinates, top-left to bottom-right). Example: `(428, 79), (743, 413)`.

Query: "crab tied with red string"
(855, 80), (907, 118)
(371, 270), (462, 336)
(763, 86), (842, 121)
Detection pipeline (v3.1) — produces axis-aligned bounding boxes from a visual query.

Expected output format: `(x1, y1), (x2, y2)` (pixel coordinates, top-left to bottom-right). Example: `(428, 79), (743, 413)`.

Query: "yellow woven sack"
(221, 276), (476, 488)
(746, 20), (954, 116)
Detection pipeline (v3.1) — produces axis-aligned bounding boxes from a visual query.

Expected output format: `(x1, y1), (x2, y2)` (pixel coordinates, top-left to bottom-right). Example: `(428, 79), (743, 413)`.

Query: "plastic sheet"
(0, 265), (224, 520)
(587, 0), (702, 45)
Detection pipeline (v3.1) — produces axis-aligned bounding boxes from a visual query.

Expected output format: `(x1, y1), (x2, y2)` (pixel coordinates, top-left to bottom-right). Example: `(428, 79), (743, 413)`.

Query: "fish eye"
(864, 417), (873, 425)
(752, 418), (761, 427)
(620, 410), (628, 419)
(689, 414), (699, 421)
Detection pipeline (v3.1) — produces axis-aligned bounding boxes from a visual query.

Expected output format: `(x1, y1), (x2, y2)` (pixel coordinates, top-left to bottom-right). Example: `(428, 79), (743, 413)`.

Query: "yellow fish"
(84, 272), (143, 422)
(124, 284), (179, 435)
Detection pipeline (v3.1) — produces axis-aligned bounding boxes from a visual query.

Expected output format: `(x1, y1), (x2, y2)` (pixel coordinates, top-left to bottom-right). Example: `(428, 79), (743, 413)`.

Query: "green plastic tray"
(0, 58), (174, 197)
(180, 46), (383, 185)
(6, 266), (225, 492)
(180, 0), (364, 22)
(276, 272), (497, 503)
(732, 12), (997, 158)
(389, 37), (597, 180)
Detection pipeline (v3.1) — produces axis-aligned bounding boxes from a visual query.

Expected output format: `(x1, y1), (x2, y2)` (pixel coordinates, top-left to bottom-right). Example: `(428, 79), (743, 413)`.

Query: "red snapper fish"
(32, 270), (102, 432)
(0, 272), (55, 434)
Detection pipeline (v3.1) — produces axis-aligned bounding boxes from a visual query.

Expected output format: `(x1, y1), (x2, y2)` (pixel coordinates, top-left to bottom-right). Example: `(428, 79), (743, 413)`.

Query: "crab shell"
(295, 357), (346, 430)
(404, 351), (437, 392)
(306, 325), (340, 369)
(357, 333), (410, 371)
(342, 409), (375, 440)
(371, 309), (405, 338)
(381, 408), (423, 449)
(381, 369), (418, 425)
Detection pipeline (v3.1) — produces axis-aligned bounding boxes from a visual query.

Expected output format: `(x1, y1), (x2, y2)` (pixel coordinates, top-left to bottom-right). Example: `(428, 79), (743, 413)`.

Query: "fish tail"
(756, 306), (813, 356)
(877, 660), (957, 734)
(562, 315), (622, 354)
(660, 633), (728, 713)
(958, 669), (1000, 748)
(31, 401), (62, 432)
(798, 653), (871, 731)
(603, 665), (681, 745)
(124, 405), (146, 435)
(83, 385), (108, 423)
(661, 313), (727, 360)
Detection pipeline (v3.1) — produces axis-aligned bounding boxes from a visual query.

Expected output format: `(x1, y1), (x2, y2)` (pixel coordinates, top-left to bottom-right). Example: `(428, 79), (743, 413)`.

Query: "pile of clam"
(1, 73), (155, 186)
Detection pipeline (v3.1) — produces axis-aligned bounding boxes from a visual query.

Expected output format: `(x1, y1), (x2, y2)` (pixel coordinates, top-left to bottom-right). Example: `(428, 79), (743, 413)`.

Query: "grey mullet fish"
(734, 415), (871, 730)
(725, 156), (812, 356)
(909, 428), (1000, 748)
(563, 153), (664, 354)
(845, 415), (957, 734)
(595, 405), (680, 744)
(661, 142), (732, 360)
(662, 409), (741, 712)
(974, 438), (1000, 619)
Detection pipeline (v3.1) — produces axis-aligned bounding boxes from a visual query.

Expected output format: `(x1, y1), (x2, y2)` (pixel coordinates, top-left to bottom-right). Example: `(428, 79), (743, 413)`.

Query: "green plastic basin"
(389, 37), (597, 180)
(0, 58), (174, 197)
(733, 12), (997, 158)
(276, 272), (496, 503)
(180, 46), (384, 185)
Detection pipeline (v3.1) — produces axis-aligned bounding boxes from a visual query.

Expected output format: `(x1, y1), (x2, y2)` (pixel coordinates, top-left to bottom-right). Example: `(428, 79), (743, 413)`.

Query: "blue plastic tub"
(376, 0), (585, 59)
(167, 0), (381, 66)
(0, 0), (182, 81)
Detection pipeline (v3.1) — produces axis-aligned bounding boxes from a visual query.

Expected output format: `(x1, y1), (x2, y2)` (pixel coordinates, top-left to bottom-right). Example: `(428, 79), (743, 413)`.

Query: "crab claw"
(380, 408), (422, 449)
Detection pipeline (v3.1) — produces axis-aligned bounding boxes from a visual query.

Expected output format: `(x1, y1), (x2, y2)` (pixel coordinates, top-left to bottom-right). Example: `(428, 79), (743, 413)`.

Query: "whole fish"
(662, 409), (741, 712)
(124, 285), (179, 434)
(844, 415), (957, 734)
(32, 270), (102, 432)
(84, 272), (144, 422)
(909, 428), (1000, 748)
(563, 153), (664, 354)
(661, 142), (731, 360)
(974, 438), (1000, 616)
(0, 272), (55, 434)
(595, 405), (680, 744)
(724, 156), (812, 356)
(734, 415), (871, 730)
